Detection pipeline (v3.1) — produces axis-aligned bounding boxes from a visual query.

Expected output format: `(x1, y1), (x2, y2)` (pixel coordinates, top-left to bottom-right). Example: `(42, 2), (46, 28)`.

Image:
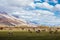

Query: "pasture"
(0, 30), (60, 40)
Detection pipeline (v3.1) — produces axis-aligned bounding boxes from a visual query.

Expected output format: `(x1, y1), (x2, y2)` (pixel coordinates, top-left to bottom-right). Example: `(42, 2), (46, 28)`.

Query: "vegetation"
(0, 30), (60, 40)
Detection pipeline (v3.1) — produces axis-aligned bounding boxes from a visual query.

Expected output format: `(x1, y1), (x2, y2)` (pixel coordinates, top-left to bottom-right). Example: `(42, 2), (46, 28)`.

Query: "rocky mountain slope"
(0, 12), (27, 27)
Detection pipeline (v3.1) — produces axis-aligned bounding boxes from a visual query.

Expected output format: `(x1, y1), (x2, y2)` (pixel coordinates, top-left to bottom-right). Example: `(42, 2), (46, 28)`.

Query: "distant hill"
(0, 12), (27, 27)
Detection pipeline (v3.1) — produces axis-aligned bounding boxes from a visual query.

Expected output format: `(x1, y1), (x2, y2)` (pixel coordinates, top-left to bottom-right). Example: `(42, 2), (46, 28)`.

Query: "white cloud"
(51, 4), (60, 12)
(7, 0), (33, 6)
(45, 0), (58, 3)
(55, 4), (60, 8)
(54, 4), (60, 10)
(0, 0), (60, 26)
(35, 2), (54, 11)
(10, 9), (60, 26)
(0, 0), (58, 12)
(53, 0), (58, 3)
(0, 0), (34, 12)
(35, 2), (60, 13)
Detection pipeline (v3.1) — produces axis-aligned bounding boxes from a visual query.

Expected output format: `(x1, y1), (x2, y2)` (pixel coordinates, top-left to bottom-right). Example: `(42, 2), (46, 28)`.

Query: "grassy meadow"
(0, 30), (60, 40)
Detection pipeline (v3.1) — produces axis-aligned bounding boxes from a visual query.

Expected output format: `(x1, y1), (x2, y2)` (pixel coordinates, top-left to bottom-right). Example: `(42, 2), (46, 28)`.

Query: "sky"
(0, 0), (60, 26)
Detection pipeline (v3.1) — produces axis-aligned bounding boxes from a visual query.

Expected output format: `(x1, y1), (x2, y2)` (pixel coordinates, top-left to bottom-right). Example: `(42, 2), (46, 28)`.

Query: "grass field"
(0, 30), (60, 40)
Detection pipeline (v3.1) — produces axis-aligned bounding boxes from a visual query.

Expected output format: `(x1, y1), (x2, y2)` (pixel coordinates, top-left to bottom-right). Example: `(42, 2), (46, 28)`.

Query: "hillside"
(0, 12), (26, 27)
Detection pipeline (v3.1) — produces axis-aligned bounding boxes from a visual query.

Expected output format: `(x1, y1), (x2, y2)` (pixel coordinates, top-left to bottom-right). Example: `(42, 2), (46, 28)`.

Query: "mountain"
(0, 12), (27, 27)
(0, 12), (8, 15)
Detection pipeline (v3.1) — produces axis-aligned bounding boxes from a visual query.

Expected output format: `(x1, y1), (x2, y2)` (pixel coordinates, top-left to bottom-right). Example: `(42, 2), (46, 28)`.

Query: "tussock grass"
(0, 30), (60, 40)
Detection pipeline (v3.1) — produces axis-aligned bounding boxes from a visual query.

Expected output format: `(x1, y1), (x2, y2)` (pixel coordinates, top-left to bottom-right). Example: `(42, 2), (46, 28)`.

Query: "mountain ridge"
(0, 12), (27, 27)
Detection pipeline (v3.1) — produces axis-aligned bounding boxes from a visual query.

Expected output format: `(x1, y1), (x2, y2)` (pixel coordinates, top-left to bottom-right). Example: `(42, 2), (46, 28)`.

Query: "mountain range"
(0, 12), (27, 27)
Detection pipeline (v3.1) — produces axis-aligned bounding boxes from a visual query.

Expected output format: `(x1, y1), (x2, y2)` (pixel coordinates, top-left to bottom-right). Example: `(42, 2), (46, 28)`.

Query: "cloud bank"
(0, 0), (60, 26)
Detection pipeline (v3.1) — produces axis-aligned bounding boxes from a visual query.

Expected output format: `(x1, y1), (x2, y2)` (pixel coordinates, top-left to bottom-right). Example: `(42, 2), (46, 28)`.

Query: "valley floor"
(0, 30), (60, 40)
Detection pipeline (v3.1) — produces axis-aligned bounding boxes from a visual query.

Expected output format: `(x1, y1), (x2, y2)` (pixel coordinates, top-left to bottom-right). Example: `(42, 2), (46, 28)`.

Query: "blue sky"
(0, 0), (60, 26)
